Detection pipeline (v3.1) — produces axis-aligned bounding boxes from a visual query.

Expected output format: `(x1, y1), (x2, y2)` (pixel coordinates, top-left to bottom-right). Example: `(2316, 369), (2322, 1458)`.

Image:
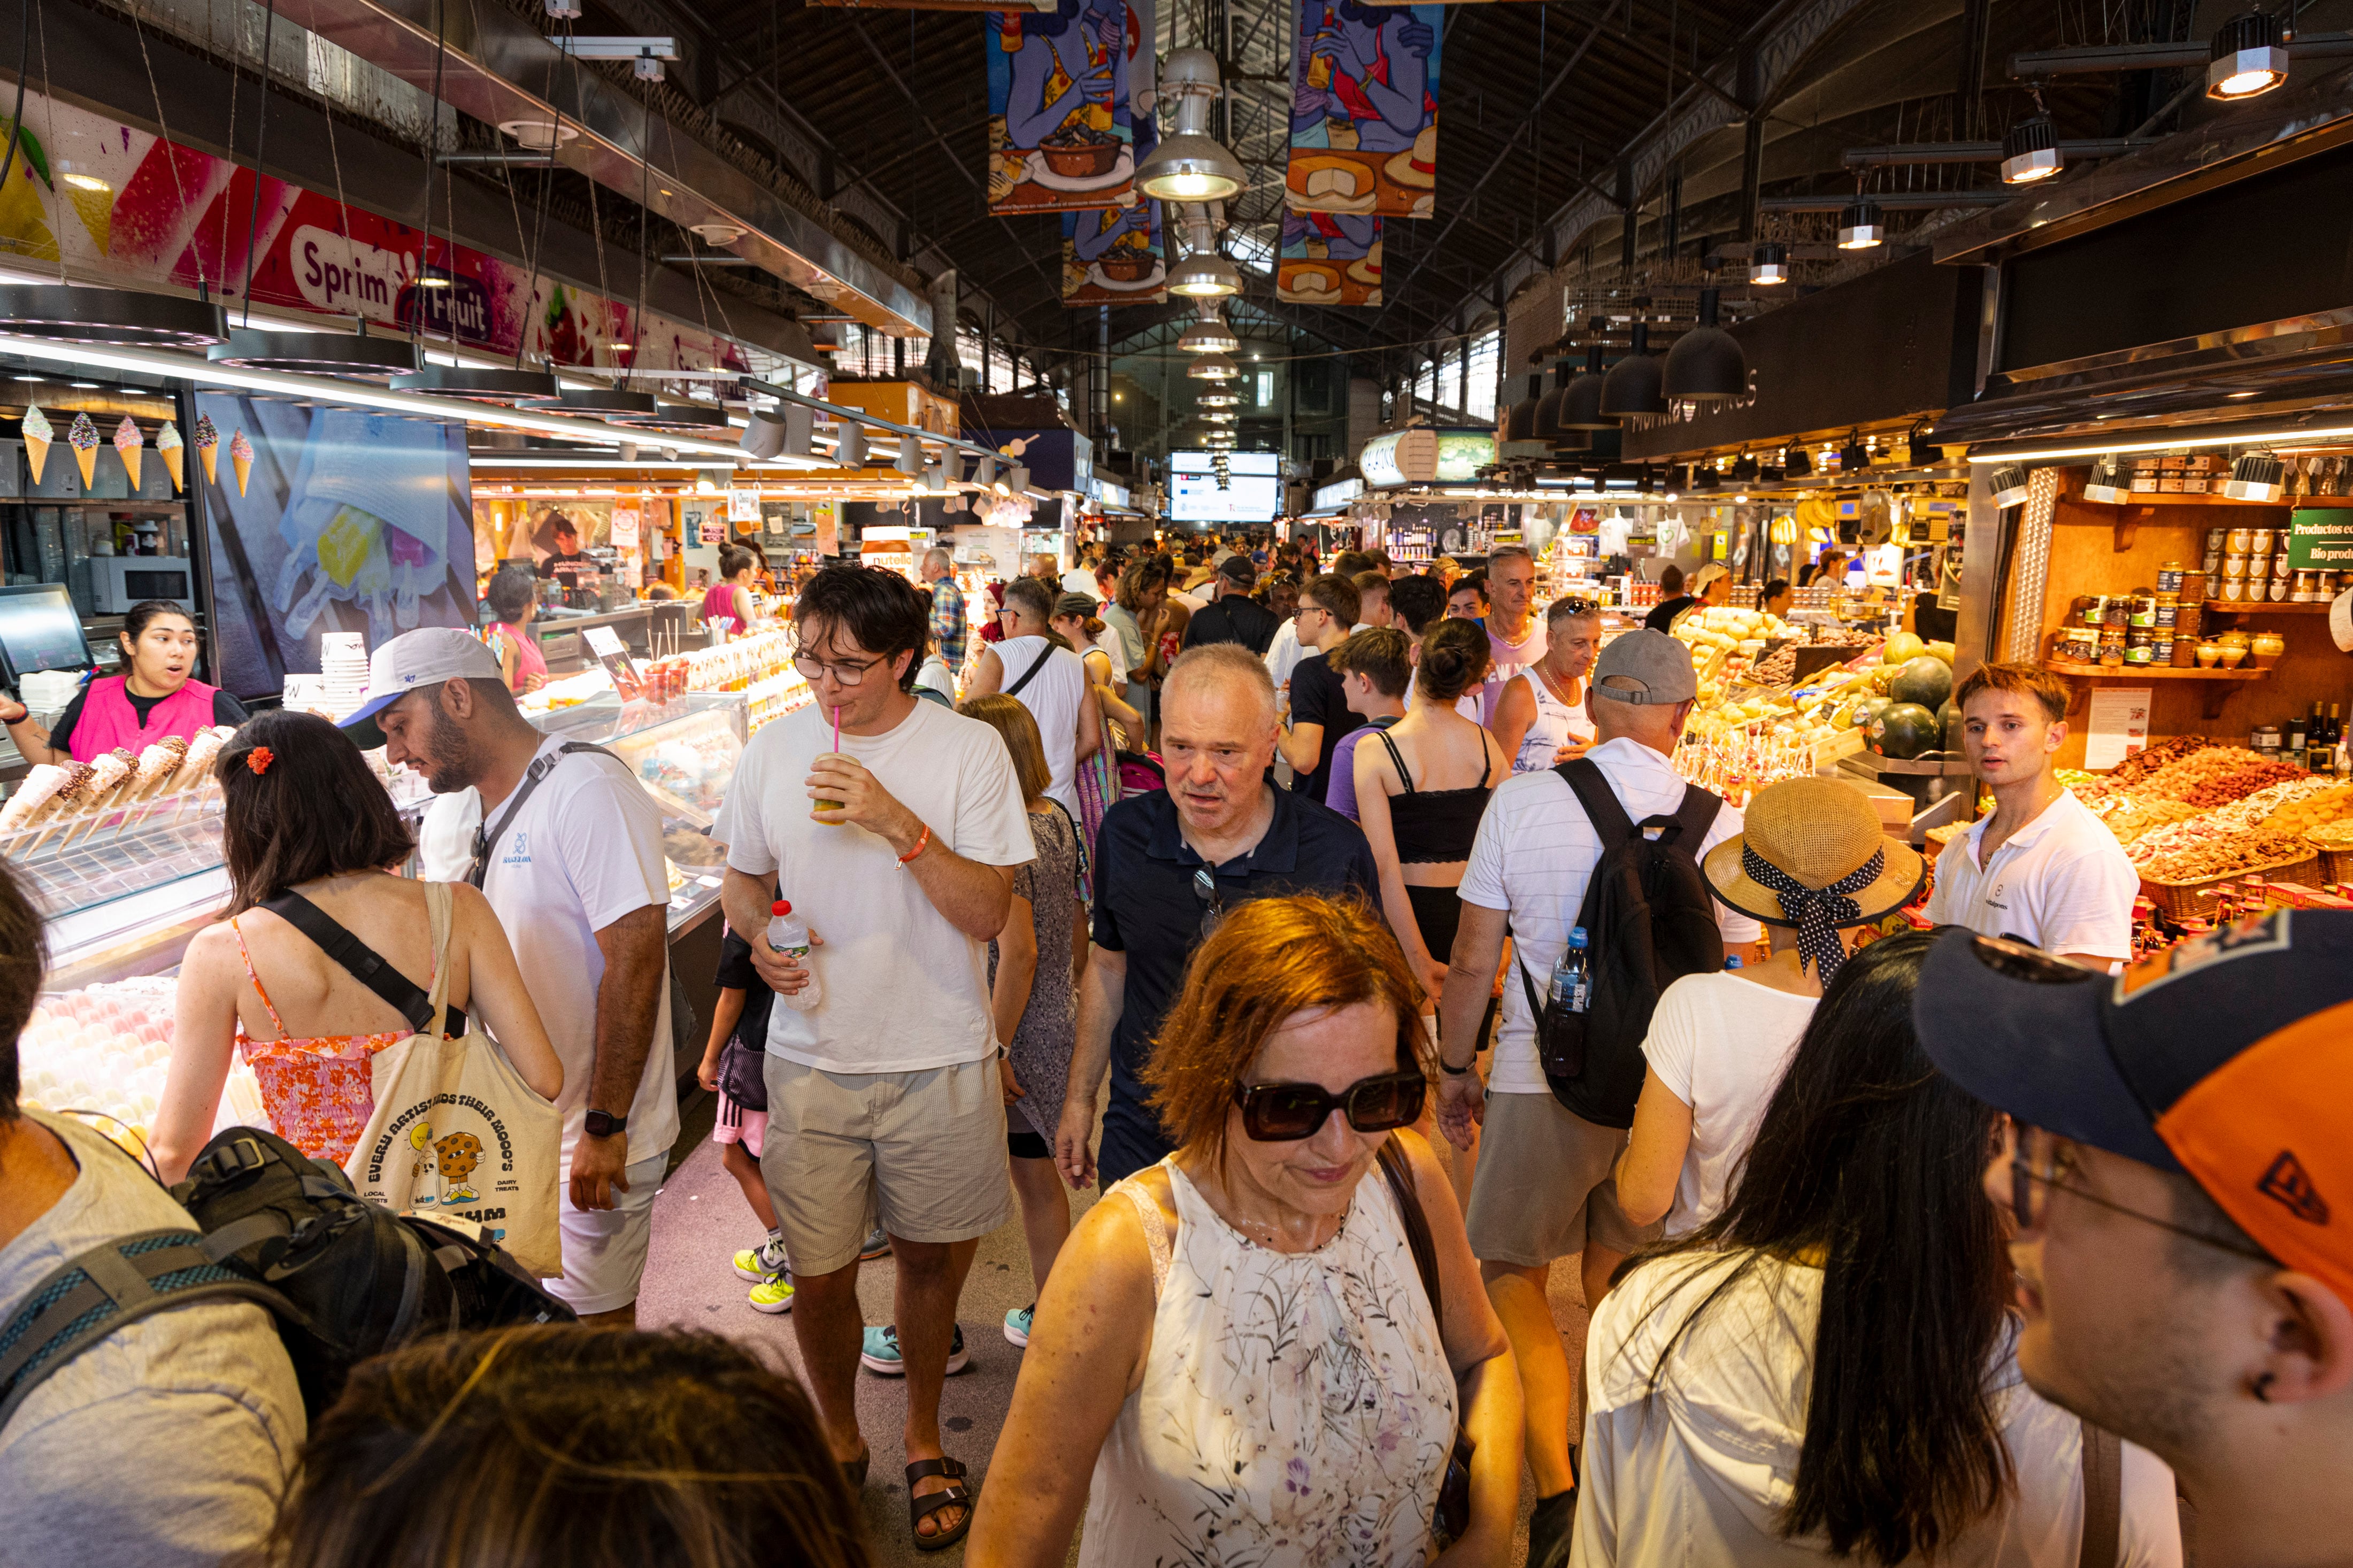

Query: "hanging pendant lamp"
(1501, 373), (1544, 444)
(528, 386), (662, 419)
(1598, 321), (1665, 420)
(1179, 309), (1239, 354)
(392, 364), (563, 404)
(207, 325), (419, 379)
(1662, 289), (1746, 407)
(624, 401), (733, 433)
(0, 285), (229, 349)
(1556, 336), (1612, 432)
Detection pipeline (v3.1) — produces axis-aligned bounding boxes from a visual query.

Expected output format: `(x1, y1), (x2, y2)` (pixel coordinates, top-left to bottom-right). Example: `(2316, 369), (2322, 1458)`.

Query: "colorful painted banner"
(1278, 211), (1382, 305)
(1286, 0), (1442, 219)
(987, 0), (1140, 214)
(0, 87), (755, 375)
(1062, 119), (1165, 304)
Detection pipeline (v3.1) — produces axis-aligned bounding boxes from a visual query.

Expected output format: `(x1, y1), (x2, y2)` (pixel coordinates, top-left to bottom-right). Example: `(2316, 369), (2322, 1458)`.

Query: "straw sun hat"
(1704, 777), (1925, 975)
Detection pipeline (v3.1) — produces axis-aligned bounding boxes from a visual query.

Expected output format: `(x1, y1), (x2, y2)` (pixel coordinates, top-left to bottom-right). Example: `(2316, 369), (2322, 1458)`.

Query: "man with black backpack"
(0, 861), (305, 1567)
(1435, 629), (1759, 1568)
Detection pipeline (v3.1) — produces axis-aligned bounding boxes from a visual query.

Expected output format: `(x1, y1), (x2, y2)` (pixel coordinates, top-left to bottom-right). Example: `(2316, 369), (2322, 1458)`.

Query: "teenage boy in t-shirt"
(1275, 571), (1364, 806)
(1925, 661), (2137, 968)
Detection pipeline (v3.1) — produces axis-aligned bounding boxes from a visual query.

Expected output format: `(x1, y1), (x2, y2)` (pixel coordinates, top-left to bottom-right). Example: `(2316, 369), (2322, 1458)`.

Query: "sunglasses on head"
(1232, 1068), (1427, 1142)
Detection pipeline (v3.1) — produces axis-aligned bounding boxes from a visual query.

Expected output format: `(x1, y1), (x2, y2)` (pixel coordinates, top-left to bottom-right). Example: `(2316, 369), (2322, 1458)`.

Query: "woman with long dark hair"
(155, 710), (562, 1183)
(1572, 930), (2182, 1566)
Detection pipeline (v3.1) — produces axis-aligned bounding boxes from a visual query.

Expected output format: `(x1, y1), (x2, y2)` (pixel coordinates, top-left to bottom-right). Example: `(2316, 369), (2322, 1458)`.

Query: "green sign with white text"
(2287, 509), (2353, 570)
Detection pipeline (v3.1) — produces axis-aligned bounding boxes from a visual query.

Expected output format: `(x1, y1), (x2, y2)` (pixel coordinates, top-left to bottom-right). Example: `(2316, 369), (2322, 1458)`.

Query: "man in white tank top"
(1489, 597), (1602, 772)
(967, 575), (1101, 818)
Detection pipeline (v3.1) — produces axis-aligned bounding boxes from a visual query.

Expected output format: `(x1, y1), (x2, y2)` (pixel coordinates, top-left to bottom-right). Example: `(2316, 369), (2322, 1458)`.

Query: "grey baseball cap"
(1590, 628), (1698, 705)
(339, 627), (503, 748)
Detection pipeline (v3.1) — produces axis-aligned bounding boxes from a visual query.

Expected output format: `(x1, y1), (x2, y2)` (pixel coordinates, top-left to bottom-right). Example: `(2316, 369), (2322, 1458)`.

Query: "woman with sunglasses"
(967, 894), (1522, 1568)
(1573, 930), (2182, 1566)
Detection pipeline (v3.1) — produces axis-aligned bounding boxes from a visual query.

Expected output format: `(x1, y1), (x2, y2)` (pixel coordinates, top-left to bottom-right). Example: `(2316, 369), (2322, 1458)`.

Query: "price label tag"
(582, 625), (642, 696)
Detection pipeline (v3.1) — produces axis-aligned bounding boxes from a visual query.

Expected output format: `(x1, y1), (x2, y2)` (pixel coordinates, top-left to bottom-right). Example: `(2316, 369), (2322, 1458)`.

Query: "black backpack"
(0, 1125), (574, 1429)
(1521, 758), (1725, 1128)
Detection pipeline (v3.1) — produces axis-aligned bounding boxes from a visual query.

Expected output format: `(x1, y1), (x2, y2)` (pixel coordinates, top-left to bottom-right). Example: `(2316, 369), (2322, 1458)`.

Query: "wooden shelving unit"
(2199, 601), (2335, 614)
(2043, 658), (2273, 719)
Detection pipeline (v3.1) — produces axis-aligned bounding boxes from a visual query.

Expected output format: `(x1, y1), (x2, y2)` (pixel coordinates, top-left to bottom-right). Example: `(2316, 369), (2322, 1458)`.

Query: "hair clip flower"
(246, 746), (274, 776)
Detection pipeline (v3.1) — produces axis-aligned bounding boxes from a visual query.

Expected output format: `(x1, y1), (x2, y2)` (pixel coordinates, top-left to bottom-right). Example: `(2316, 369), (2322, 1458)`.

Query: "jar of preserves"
(2155, 593), (2179, 627)
(2129, 593), (2158, 627)
(2227, 527), (2253, 552)
(2252, 630), (2287, 667)
(2157, 561), (2185, 593)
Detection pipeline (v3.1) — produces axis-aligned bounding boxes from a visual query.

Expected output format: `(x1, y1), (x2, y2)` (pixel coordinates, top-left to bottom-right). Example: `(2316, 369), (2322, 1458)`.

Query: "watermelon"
(1936, 698), (1962, 753)
(1881, 631), (1926, 666)
(1845, 694), (1894, 730)
(1891, 655), (1954, 711)
(1868, 702), (1940, 760)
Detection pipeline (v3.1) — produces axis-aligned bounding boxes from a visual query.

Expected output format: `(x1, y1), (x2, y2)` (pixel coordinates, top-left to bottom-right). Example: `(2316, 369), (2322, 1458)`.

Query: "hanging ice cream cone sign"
(156, 421), (184, 492)
(194, 412), (219, 485)
(19, 404), (51, 485)
(67, 412), (99, 489)
(229, 429), (254, 497)
(113, 416), (143, 491)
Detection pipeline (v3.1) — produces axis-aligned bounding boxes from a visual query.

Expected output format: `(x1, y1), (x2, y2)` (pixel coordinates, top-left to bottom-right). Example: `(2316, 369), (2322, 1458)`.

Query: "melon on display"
(1891, 656), (1954, 711)
(1846, 694), (1895, 731)
(1868, 702), (1941, 760)
(1881, 631), (1926, 666)
(1936, 698), (1962, 753)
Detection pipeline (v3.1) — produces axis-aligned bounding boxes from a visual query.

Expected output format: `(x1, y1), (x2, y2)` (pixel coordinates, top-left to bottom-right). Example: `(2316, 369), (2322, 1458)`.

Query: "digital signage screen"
(1168, 451), (1281, 524)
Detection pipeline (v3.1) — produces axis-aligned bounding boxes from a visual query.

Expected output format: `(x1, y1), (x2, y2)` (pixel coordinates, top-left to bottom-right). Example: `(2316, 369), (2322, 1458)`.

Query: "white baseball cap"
(338, 627), (502, 749)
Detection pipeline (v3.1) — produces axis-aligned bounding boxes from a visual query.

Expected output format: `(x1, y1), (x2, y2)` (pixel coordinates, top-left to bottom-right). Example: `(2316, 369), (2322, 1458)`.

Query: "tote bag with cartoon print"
(341, 882), (564, 1279)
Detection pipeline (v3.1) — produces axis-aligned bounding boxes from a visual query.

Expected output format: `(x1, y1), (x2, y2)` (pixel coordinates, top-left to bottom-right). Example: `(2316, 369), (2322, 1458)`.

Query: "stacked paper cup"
(321, 632), (370, 720)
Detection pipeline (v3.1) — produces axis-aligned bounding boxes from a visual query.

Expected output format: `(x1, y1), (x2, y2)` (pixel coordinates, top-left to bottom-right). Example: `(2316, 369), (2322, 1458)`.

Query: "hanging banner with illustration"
(1278, 211), (1382, 305)
(1062, 119), (1166, 304)
(0, 87), (758, 375)
(1286, 0), (1441, 219)
(987, 0), (1145, 214)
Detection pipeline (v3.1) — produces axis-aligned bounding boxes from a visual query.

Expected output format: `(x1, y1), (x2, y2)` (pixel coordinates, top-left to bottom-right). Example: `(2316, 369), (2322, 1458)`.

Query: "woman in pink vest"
(0, 599), (247, 764)
(698, 545), (759, 639)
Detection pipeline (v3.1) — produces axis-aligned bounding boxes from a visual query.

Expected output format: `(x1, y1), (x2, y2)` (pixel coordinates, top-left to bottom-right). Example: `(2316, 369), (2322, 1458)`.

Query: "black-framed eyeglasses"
(1232, 1069), (1428, 1142)
(1193, 867), (1224, 938)
(791, 651), (886, 685)
(1554, 597), (1598, 616)
(2003, 1119), (2273, 1263)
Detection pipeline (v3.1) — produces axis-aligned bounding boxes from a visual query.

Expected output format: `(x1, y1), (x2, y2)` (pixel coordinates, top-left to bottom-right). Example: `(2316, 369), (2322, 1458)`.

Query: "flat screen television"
(1167, 451), (1281, 524)
(0, 583), (94, 687)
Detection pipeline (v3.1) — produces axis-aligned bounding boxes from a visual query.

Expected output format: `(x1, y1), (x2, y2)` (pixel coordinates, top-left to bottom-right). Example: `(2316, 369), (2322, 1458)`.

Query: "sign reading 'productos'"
(2288, 509), (2353, 571)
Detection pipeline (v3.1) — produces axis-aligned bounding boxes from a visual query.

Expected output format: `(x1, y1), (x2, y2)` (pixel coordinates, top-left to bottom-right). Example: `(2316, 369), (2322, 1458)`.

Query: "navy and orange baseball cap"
(1913, 910), (2353, 1305)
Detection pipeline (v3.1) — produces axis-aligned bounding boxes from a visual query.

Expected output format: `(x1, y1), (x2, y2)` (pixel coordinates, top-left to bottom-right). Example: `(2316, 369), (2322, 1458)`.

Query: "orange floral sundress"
(232, 917), (412, 1165)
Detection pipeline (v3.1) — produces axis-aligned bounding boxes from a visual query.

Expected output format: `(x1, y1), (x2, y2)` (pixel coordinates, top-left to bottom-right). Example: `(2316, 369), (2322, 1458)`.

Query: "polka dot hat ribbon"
(1741, 841), (1885, 983)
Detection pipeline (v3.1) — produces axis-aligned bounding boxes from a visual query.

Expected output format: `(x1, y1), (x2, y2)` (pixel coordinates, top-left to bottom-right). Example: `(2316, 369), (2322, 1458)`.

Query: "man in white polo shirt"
(1926, 660), (2137, 967)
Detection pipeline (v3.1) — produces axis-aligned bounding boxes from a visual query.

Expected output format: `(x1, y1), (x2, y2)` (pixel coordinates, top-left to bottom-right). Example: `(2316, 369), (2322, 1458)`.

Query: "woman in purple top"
(1320, 627), (1409, 822)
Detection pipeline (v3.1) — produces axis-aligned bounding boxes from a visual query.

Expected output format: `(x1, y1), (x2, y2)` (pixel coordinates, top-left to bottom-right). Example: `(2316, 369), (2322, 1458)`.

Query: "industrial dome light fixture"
(1836, 198), (1884, 250)
(1188, 351), (1240, 381)
(1179, 308), (1239, 354)
(1167, 242), (1243, 298)
(2223, 450), (2286, 502)
(1749, 242), (1789, 286)
(2208, 11), (2289, 101)
(391, 363), (563, 405)
(2001, 111), (2064, 184)
(1501, 372), (1545, 443)
(206, 325), (419, 380)
(0, 284), (230, 349)
(1197, 388), (1241, 407)
(1662, 288), (1747, 406)
(1598, 319), (1665, 420)
(1136, 50), (1247, 202)
(1988, 463), (2033, 507)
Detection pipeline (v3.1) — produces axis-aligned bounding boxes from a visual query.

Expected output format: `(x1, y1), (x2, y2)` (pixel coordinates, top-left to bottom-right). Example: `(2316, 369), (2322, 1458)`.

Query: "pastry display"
(15, 977), (265, 1161)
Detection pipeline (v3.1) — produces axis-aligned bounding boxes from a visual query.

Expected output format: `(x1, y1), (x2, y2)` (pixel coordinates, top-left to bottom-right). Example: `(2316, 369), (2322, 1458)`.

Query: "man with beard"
(343, 629), (675, 1326)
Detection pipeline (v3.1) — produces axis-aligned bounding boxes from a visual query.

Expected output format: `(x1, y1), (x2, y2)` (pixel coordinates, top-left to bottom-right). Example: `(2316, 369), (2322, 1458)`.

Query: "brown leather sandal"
(905, 1455), (973, 1552)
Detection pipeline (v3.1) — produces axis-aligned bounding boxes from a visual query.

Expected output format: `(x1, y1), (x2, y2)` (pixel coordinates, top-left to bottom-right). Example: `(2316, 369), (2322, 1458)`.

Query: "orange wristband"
(897, 823), (933, 866)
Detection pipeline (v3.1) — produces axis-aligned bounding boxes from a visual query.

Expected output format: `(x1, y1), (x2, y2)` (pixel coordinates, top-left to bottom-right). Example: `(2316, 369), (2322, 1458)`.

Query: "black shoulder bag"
(465, 741), (622, 889)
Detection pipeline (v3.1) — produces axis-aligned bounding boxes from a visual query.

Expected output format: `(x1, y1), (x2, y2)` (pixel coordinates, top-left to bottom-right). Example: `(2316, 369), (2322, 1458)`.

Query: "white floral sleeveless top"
(1079, 1158), (1458, 1567)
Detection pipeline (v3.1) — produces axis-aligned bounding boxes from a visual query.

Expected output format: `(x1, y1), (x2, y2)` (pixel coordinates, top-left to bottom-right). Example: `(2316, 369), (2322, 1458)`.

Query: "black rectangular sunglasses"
(1232, 1069), (1427, 1142)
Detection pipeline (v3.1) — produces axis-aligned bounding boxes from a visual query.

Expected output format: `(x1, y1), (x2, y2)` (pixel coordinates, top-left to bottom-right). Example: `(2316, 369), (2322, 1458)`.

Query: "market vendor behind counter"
(1, 600), (248, 767)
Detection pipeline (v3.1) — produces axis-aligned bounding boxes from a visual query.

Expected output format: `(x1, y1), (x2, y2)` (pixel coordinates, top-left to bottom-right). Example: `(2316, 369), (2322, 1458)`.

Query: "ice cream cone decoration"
(20, 404), (52, 485)
(68, 411), (98, 489)
(113, 416), (143, 491)
(156, 420), (184, 492)
(194, 413), (219, 485)
(229, 429), (253, 497)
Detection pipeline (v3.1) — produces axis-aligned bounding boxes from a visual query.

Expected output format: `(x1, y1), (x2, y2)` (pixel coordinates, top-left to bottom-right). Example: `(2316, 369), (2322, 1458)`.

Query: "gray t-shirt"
(0, 1111), (306, 1568)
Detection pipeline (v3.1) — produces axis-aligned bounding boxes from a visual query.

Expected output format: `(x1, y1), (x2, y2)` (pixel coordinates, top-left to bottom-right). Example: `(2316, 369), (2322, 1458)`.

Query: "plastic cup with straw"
(813, 703), (847, 819)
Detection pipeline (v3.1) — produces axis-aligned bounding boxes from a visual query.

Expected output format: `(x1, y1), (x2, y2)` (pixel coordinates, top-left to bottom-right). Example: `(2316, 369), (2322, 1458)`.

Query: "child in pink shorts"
(698, 925), (790, 1312)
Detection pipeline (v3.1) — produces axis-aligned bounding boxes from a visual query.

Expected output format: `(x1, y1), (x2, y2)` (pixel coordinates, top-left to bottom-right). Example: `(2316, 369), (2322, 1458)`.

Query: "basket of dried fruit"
(2141, 843), (2320, 920)
(2306, 821), (2353, 887)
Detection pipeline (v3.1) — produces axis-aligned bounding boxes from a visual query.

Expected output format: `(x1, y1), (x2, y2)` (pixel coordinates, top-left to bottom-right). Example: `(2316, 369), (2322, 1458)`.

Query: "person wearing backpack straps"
(0, 859), (307, 1568)
(346, 628), (677, 1328)
(1435, 628), (1762, 1568)
(965, 574), (1103, 822)
(155, 711), (565, 1186)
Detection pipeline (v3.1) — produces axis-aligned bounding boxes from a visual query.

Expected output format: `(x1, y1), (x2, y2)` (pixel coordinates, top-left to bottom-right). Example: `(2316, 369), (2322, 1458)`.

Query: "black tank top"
(1373, 728), (1495, 863)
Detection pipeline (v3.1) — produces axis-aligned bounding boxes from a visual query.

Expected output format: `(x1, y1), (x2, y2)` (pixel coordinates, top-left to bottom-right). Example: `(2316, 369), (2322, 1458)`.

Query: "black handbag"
(1375, 1137), (1477, 1551)
(717, 1036), (768, 1113)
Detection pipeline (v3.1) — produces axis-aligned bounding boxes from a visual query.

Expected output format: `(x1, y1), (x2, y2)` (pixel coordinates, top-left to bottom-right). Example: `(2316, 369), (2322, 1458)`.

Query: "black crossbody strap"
(260, 891), (457, 1037)
(1375, 1136), (1441, 1340)
(1004, 640), (1056, 700)
(467, 742), (621, 890)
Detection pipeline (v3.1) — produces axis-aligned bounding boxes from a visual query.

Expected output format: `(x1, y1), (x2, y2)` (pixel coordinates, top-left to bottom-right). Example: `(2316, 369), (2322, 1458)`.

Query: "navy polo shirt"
(1089, 784), (1380, 1185)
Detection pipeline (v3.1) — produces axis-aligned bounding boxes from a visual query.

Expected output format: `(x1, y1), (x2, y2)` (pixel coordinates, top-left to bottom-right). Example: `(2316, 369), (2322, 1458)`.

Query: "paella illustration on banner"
(1278, 212), (1381, 305)
(1287, 0), (1441, 219)
(988, 0), (1151, 214)
(1063, 119), (1165, 304)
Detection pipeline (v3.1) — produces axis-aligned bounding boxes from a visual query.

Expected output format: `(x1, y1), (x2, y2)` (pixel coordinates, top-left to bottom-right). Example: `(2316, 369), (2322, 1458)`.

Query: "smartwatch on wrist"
(583, 1109), (628, 1138)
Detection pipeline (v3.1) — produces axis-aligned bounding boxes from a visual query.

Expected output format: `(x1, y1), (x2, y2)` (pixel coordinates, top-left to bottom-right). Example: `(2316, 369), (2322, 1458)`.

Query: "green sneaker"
(860, 1323), (968, 1377)
(1003, 1303), (1034, 1348)
(747, 1273), (796, 1314)
(732, 1236), (789, 1282)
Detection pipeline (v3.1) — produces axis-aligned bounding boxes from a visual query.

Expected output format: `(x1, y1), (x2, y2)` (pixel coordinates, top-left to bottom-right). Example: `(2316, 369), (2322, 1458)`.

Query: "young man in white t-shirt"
(964, 575), (1100, 819)
(357, 628), (677, 1328)
(712, 566), (1033, 1547)
(1925, 661), (2137, 967)
(1435, 629), (1759, 1565)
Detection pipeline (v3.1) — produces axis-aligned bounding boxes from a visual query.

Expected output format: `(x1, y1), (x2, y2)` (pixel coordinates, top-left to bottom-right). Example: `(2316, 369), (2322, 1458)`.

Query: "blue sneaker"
(1003, 1303), (1034, 1348)
(860, 1323), (969, 1377)
(857, 1227), (892, 1262)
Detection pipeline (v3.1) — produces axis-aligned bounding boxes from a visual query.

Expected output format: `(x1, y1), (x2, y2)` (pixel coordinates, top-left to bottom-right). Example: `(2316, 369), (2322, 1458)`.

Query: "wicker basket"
(2305, 832), (2353, 889)
(2141, 852), (2320, 920)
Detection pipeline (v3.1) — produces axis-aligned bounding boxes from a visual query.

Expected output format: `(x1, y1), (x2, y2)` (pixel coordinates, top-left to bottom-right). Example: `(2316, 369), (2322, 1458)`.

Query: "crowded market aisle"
(639, 1086), (1585, 1567)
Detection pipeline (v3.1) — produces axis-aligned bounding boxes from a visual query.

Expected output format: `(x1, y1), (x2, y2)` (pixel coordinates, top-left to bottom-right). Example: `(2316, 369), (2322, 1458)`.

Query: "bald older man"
(1055, 644), (1380, 1188)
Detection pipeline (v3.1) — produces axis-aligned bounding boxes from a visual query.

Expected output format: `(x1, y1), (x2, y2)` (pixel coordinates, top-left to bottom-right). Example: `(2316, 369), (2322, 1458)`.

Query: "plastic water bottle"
(1724, 955), (1744, 970)
(770, 900), (821, 1013)
(1548, 926), (1591, 1014)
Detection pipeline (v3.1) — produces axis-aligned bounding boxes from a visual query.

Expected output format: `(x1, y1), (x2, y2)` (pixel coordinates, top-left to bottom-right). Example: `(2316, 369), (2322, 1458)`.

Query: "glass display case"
(11, 690), (749, 986)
